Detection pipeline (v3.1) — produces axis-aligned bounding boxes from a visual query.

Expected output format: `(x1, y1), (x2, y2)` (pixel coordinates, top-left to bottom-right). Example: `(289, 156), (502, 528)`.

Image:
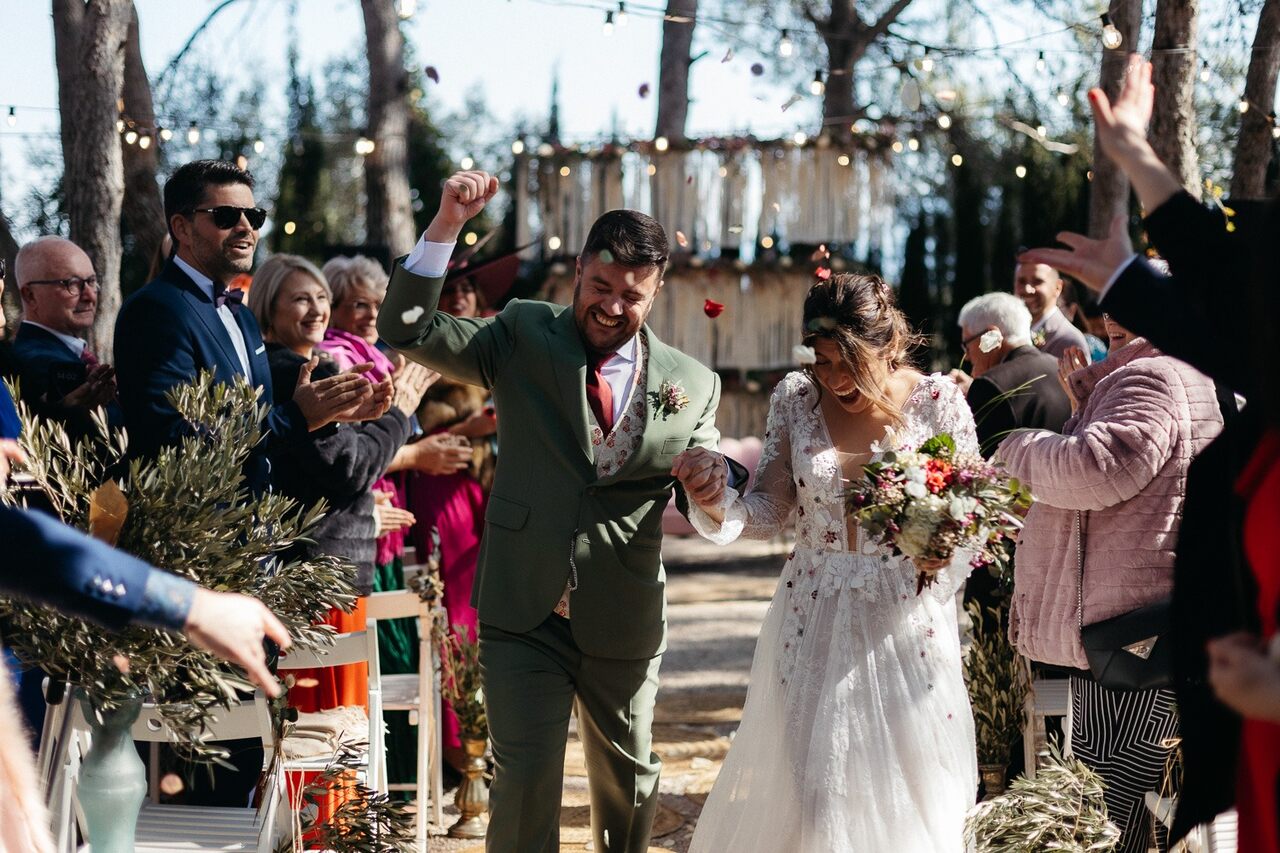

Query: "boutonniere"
(1031, 329), (1047, 350)
(649, 380), (690, 420)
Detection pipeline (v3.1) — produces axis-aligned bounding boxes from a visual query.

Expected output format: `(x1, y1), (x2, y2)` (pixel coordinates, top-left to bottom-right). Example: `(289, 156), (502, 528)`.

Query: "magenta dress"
(407, 452), (485, 753)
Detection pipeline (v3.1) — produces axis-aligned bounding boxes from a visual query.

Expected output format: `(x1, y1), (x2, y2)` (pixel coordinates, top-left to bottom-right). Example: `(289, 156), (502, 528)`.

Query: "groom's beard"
(572, 281), (647, 355)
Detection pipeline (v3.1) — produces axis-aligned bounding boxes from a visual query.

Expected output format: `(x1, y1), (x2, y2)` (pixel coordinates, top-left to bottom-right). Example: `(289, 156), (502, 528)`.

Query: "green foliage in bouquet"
(0, 373), (357, 762)
(965, 744), (1121, 851)
(438, 622), (487, 740)
(963, 601), (1029, 766)
(280, 742), (417, 853)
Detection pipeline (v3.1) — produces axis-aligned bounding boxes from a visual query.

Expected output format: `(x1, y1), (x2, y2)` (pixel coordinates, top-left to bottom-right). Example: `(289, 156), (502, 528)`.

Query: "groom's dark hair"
(581, 209), (669, 274)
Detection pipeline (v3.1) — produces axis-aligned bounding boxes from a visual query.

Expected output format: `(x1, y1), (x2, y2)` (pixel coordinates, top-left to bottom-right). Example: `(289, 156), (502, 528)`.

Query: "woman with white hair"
(952, 291), (1072, 456)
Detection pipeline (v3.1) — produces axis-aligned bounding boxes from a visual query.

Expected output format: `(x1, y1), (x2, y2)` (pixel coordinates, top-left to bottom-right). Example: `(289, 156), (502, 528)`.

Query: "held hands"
(1207, 632), (1280, 723)
(424, 170), (500, 244)
(62, 364), (117, 410)
(182, 588), (292, 698)
(671, 447), (729, 513)
(1057, 346), (1087, 412)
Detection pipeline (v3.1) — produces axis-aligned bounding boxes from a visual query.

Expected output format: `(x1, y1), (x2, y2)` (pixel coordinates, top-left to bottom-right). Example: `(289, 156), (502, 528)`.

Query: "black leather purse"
(1075, 511), (1174, 692)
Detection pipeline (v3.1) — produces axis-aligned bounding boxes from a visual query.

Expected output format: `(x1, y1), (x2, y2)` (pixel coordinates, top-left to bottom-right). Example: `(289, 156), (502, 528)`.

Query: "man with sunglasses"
(114, 160), (389, 491)
(10, 237), (123, 443)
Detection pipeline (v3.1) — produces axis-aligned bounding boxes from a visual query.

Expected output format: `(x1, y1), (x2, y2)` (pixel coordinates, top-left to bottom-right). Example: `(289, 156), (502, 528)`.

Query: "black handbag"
(1075, 511), (1174, 692)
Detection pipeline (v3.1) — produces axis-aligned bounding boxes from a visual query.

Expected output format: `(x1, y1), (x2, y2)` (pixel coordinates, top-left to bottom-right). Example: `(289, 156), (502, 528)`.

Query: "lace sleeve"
(688, 375), (799, 544)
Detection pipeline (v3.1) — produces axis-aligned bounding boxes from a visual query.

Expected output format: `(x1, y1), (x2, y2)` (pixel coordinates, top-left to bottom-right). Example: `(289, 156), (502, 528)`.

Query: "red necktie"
(586, 352), (615, 433)
(80, 347), (99, 368)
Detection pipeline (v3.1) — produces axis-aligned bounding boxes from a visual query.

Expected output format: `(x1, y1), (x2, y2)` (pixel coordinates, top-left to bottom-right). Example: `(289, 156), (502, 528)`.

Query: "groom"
(379, 171), (739, 852)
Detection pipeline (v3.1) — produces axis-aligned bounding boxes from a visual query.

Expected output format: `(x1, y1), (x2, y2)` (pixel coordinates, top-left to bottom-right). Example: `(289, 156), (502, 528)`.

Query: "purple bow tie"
(214, 282), (244, 309)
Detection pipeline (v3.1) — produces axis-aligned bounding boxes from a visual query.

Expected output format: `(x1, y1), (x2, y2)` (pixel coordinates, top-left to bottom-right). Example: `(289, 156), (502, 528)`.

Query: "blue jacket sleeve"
(1, 506), (196, 632)
(0, 381), (19, 440)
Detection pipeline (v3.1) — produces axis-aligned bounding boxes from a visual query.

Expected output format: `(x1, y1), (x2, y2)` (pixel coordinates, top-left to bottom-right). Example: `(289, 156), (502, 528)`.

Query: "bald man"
(1012, 260), (1090, 360)
(12, 237), (121, 441)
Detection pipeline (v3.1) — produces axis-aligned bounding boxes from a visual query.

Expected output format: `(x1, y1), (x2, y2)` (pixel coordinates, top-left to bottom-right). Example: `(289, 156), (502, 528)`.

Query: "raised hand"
(671, 447), (729, 511)
(292, 358), (376, 430)
(1089, 55), (1154, 167)
(1017, 214), (1134, 293)
(1057, 346), (1087, 412)
(182, 588), (292, 698)
(424, 170), (500, 243)
(62, 364), (117, 410)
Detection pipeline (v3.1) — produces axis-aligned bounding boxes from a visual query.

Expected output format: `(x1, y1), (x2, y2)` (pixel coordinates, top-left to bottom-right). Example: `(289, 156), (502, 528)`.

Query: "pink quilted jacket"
(996, 338), (1224, 668)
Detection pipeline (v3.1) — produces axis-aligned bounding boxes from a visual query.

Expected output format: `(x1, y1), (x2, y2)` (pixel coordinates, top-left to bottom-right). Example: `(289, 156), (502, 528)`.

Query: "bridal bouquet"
(846, 434), (1030, 593)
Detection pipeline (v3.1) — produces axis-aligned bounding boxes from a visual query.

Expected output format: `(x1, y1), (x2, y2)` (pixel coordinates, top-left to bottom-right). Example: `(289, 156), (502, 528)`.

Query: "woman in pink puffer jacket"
(998, 318), (1223, 853)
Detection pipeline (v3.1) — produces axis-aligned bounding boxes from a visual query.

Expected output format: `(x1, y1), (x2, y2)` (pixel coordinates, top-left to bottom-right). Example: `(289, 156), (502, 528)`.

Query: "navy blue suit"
(114, 260), (308, 489)
(2, 504), (156, 631)
(12, 322), (124, 443)
(0, 374), (18, 439)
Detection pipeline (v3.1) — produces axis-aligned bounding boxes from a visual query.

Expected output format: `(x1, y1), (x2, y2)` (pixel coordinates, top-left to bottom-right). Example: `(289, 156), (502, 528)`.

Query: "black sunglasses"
(189, 206), (268, 230)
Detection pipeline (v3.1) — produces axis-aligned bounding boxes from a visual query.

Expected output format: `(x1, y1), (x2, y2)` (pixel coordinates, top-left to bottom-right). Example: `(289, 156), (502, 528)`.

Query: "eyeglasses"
(189, 206), (267, 230)
(23, 275), (99, 297)
(960, 330), (985, 350)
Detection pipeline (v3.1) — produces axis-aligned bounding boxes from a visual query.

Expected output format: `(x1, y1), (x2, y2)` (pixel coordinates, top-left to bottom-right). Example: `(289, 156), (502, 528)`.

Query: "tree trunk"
(809, 0), (914, 141)
(53, 0), (132, 356)
(655, 0), (697, 142)
(821, 34), (855, 141)
(121, 2), (166, 276)
(1088, 0), (1143, 237)
(361, 0), (416, 257)
(1149, 0), (1200, 197)
(1231, 0), (1280, 199)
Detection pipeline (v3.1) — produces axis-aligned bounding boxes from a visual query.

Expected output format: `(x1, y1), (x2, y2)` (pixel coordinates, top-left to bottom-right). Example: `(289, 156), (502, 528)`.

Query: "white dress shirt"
(403, 236), (640, 416)
(22, 320), (87, 358)
(173, 255), (252, 379)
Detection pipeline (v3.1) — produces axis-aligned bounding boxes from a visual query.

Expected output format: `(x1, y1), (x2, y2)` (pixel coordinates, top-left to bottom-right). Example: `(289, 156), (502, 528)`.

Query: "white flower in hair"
(792, 344), (817, 365)
(978, 329), (1004, 353)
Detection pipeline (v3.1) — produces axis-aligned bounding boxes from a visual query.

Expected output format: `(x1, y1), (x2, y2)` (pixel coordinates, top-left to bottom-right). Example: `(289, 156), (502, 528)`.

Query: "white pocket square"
(254, 345), (265, 355)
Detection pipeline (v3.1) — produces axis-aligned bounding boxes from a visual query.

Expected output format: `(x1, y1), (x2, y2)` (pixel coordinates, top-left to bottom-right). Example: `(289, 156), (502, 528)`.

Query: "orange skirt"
(286, 598), (369, 713)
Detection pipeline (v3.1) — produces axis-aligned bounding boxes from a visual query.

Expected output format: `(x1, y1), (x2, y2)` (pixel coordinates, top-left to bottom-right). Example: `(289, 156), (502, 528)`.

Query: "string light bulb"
(117, 118), (125, 133)
(186, 121), (201, 145)
(124, 130), (138, 145)
(1238, 96), (1250, 114)
(1200, 61), (1210, 83)
(1036, 124), (1047, 138)
(461, 156), (474, 169)
(1035, 51), (1047, 73)
(616, 2), (627, 27)
(283, 221), (297, 235)
(159, 126), (173, 141)
(810, 70), (826, 96)
(1272, 125), (1280, 140)
(837, 154), (851, 166)
(793, 131), (808, 146)
(654, 135), (670, 152)
(602, 10), (614, 36)
(891, 140), (904, 153)
(937, 113), (952, 130)
(548, 236), (562, 251)
(778, 29), (794, 58)
(5, 106), (15, 127)
(354, 136), (376, 155)
(253, 138), (265, 154)
(1015, 165), (1027, 179)
(395, 0), (416, 19)
(1056, 90), (1070, 107)
(138, 134), (151, 150)
(511, 139), (525, 154)
(951, 153), (964, 167)
(907, 137), (919, 151)
(1100, 14), (1123, 50)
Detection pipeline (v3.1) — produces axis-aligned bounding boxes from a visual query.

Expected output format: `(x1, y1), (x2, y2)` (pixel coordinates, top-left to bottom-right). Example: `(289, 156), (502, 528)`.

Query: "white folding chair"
(1021, 674), (1070, 778)
(366, 586), (446, 847)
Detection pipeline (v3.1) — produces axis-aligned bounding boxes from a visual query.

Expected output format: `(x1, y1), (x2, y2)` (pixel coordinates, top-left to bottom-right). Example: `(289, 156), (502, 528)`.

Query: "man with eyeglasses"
(11, 236), (123, 443)
(114, 160), (390, 490)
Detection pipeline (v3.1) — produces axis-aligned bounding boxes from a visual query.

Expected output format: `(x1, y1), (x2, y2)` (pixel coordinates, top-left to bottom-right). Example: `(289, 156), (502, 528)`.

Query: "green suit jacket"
(379, 264), (723, 659)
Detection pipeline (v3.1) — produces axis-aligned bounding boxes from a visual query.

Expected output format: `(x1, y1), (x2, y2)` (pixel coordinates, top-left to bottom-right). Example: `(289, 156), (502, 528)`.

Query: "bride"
(676, 274), (979, 852)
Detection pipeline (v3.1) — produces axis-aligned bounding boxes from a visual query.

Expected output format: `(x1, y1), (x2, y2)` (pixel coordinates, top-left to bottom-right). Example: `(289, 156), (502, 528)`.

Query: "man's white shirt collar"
(22, 320), (86, 357)
(173, 255), (216, 300)
(610, 334), (639, 364)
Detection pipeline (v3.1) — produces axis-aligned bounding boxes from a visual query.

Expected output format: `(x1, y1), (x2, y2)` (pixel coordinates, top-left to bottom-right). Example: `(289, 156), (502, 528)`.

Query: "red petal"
(703, 299), (726, 318)
(815, 267), (832, 280)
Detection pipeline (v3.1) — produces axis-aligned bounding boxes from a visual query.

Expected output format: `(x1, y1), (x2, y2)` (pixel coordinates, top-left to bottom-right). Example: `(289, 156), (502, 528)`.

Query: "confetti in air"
(598, 249), (615, 264)
(675, 231), (690, 248)
(400, 306), (425, 324)
(722, 48), (734, 63)
(751, 62), (765, 76)
(815, 267), (832, 281)
(703, 299), (726, 318)
(424, 66), (439, 83)
(638, 82), (651, 98)
(811, 244), (830, 262)
(295, 677), (320, 689)
(781, 94), (804, 112)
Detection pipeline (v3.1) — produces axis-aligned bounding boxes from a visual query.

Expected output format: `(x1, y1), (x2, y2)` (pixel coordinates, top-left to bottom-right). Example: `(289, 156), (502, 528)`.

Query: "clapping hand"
(1057, 346), (1087, 412)
(62, 364), (117, 410)
(336, 375), (394, 423)
(391, 354), (440, 416)
(409, 432), (472, 475)
(425, 170), (500, 244)
(672, 447), (728, 512)
(292, 358), (376, 430)
(373, 489), (416, 536)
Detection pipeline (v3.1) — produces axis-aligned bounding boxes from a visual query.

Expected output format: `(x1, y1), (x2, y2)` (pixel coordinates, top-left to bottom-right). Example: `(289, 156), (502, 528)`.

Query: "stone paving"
(426, 535), (791, 852)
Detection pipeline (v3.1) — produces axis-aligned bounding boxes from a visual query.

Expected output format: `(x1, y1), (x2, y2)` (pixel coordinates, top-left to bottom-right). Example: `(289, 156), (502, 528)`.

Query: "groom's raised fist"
(426, 170), (499, 243)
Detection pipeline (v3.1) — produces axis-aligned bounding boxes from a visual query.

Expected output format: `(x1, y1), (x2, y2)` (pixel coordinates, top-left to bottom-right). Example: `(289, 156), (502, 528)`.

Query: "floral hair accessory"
(792, 344), (817, 365)
(649, 380), (691, 420)
(978, 329), (1004, 353)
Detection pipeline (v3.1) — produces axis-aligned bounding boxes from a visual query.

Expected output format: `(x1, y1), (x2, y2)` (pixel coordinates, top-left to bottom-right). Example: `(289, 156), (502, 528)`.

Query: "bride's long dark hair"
(802, 273), (924, 424)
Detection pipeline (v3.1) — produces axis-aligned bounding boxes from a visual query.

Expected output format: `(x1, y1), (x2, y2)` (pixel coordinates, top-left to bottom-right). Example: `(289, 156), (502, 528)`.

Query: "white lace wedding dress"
(687, 371), (980, 853)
